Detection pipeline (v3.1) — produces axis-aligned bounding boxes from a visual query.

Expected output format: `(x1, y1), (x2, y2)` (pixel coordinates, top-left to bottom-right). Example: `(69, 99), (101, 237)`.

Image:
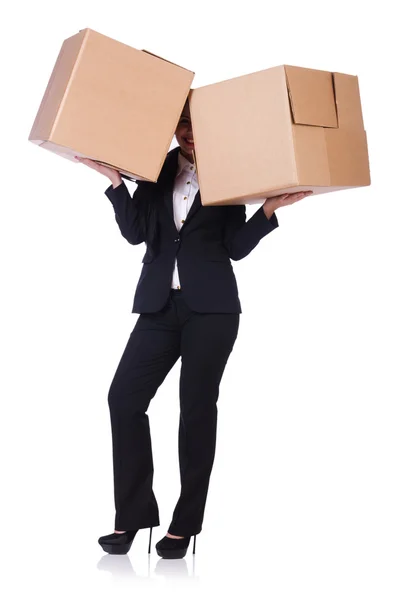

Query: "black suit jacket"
(105, 146), (279, 314)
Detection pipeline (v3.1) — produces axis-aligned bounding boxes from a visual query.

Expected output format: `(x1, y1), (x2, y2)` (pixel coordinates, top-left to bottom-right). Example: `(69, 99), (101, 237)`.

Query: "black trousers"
(107, 288), (240, 536)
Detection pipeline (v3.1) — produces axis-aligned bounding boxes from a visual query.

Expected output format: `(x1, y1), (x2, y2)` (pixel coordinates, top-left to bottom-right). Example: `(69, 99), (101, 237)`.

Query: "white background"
(1, 1), (396, 598)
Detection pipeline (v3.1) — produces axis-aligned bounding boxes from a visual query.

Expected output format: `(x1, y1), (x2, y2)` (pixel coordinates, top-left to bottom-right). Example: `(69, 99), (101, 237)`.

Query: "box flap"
(285, 65), (338, 128)
(325, 128), (370, 186)
(292, 125), (330, 185)
(332, 72), (364, 130)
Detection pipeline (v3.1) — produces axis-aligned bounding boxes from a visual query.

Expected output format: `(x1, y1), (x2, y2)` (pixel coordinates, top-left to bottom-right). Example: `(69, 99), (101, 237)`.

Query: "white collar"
(176, 149), (196, 177)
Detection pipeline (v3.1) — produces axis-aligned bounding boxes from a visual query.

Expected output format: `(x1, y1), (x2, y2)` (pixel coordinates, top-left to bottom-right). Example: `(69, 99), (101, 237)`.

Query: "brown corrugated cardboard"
(29, 28), (194, 181)
(285, 66), (338, 128)
(189, 65), (370, 206)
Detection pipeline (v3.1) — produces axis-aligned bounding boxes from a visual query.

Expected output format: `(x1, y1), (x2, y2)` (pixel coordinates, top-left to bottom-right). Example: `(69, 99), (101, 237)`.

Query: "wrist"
(110, 175), (123, 188)
(263, 197), (279, 219)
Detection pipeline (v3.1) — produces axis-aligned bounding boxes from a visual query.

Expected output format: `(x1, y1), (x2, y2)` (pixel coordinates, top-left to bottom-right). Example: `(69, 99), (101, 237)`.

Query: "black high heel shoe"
(155, 534), (197, 559)
(98, 527), (153, 555)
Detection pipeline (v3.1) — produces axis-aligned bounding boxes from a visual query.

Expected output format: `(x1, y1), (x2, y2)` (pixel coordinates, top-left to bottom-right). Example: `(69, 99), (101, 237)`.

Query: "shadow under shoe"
(155, 535), (197, 559)
(98, 530), (139, 555)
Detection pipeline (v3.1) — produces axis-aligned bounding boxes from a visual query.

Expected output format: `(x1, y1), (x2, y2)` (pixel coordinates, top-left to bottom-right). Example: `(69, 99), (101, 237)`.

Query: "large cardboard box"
(28, 28), (194, 181)
(189, 65), (370, 205)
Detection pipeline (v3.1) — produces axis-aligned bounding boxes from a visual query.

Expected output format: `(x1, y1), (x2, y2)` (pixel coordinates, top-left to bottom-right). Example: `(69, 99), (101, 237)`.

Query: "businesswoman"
(76, 101), (312, 559)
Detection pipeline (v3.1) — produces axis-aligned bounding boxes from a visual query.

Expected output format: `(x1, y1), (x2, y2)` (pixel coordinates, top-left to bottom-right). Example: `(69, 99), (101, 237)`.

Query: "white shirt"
(171, 152), (199, 289)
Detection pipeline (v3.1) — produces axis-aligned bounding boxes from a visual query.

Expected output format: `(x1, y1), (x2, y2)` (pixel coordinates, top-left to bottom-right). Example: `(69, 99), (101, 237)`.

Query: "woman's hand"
(74, 156), (123, 187)
(263, 191), (313, 219)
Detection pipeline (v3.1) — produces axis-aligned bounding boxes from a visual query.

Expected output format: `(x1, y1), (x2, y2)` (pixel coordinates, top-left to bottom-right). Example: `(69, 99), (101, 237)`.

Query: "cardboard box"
(28, 28), (194, 181)
(189, 65), (370, 205)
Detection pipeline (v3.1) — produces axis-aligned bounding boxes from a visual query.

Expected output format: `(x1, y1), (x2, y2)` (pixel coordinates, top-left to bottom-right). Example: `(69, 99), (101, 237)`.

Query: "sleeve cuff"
(256, 203), (279, 229)
(266, 210), (279, 227)
(105, 180), (127, 199)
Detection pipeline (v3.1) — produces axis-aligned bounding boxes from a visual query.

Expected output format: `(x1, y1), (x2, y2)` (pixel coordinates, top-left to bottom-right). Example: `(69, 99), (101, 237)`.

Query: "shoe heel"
(192, 534), (196, 554)
(148, 527), (153, 554)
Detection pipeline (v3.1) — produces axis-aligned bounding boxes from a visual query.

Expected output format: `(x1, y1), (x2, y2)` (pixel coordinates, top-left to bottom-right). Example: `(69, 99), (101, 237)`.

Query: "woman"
(76, 101), (312, 559)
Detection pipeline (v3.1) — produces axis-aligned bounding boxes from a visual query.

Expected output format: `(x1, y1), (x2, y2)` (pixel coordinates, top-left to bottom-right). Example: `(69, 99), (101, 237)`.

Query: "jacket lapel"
(182, 191), (201, 228)
(161, 147), (202, 231)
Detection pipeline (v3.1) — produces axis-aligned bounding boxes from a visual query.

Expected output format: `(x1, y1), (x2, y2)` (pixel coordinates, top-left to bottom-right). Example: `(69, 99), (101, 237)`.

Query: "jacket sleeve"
(222, 203), (279, 260)
(104, 180), (146, 245)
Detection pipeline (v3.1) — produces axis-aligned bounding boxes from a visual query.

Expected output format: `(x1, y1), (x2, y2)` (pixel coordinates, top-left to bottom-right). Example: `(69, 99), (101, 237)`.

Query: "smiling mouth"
(183, 137), (194, 145)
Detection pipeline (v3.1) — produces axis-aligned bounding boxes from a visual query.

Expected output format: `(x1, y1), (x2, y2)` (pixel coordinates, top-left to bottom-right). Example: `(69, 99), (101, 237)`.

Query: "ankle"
(166, 532), (184, 539)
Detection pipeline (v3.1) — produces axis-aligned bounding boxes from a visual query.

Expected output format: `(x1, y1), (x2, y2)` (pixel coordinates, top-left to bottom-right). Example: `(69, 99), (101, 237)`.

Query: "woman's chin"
(181, 146), (194, 156)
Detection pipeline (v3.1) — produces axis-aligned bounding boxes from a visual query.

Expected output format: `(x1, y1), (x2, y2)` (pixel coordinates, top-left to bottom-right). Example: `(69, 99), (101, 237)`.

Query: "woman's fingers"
(279, 191), (313, 203)
(75, 156), (100, 170)
(75, 156), (122, 181)
(287, 191), (313, 200)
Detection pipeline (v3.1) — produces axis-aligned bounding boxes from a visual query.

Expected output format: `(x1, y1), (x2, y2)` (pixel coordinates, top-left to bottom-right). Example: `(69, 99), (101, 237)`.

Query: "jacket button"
(174, 238), (180, 243)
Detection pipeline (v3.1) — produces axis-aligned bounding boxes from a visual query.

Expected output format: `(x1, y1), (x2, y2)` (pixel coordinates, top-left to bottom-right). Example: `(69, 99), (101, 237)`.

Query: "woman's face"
(175, 103), (194, 161)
